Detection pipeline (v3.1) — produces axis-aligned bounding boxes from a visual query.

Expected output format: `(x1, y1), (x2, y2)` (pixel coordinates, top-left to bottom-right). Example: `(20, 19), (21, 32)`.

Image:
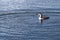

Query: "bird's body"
(38, 13), (49, 20)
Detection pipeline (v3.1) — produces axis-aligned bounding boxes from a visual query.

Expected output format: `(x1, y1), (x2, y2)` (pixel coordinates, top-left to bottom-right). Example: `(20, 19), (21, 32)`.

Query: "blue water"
(0, 10), (60, 40)
(0, 0), (60, 40)
(0, 0), (60, 11)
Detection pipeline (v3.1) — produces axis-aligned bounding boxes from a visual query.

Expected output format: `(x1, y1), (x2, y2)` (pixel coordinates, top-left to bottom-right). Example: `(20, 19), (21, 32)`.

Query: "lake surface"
(0, 10), (60, 40)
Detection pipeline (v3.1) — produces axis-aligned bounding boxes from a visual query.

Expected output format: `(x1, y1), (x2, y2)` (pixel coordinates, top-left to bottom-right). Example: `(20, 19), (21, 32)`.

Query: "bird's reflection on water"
(38, 20), (43, 24)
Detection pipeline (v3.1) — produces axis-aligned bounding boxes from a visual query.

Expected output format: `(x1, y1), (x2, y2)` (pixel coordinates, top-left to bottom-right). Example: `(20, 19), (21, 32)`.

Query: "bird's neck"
(39, 14), (42, 18)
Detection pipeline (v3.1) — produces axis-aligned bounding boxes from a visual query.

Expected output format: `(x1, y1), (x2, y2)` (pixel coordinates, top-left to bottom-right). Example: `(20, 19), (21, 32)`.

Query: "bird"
(38, 13), (49, 20)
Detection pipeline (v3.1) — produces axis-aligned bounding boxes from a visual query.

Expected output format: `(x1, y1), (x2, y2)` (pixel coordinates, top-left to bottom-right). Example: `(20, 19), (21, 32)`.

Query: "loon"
(38, 13), (49, 20)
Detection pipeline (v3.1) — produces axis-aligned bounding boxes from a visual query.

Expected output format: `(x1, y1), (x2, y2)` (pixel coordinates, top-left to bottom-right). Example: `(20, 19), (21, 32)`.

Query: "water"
(0, 10), (60, 40)
(0, 0), (60, 11)
(0, 0), (60, 40)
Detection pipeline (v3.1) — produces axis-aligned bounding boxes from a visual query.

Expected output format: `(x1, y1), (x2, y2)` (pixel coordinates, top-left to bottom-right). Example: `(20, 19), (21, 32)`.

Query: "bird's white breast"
(38, 17), (43, 20)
